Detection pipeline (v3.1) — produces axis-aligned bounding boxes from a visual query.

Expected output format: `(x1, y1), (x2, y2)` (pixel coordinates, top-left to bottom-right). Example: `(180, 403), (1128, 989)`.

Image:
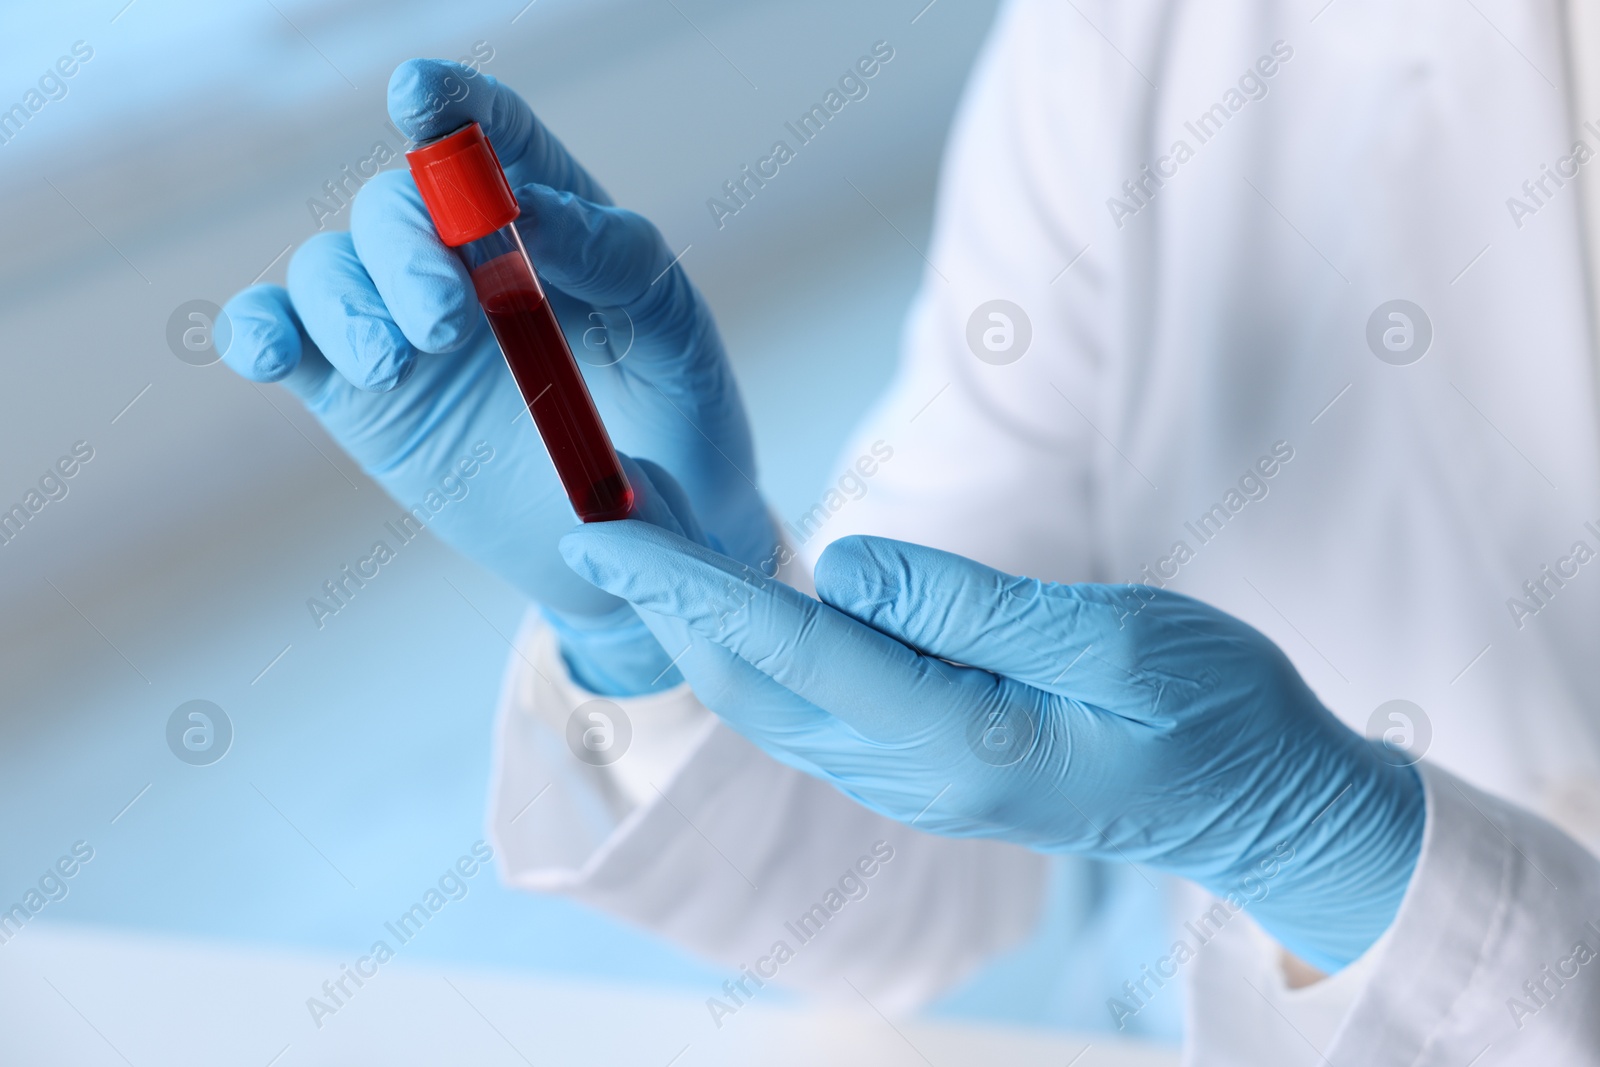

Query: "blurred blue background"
(0, 2), (1177, 1063)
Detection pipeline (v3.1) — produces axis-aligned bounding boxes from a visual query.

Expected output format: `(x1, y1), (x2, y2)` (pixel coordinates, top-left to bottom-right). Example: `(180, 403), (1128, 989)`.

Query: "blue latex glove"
(560, 499), (1426, 973)
(220, 59), (772, 694)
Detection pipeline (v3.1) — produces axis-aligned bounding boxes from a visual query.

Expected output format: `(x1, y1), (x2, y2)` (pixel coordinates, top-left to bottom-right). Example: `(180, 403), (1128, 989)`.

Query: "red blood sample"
(471, 252), (633, 522)
(406, 122), (633, 523)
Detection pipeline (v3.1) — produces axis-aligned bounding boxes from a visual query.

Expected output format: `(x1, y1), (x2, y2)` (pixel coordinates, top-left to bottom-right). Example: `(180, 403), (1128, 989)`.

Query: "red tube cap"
(405, 123), (519, 247)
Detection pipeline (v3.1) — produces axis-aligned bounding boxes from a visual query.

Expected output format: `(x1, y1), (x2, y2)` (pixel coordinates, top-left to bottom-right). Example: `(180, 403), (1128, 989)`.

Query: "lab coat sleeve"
(1184, 763), (1600, 1066)
(486, 609), (1050, 1012)
(795, 0), (1154, 584)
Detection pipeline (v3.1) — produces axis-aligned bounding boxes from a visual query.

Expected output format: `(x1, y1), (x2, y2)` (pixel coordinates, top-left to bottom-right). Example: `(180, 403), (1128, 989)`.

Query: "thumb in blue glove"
(560, 518), (1425, 974)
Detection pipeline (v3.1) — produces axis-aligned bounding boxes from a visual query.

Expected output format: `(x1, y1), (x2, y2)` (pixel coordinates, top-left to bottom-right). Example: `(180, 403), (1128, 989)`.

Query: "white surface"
(0, 924), (1177, 1067)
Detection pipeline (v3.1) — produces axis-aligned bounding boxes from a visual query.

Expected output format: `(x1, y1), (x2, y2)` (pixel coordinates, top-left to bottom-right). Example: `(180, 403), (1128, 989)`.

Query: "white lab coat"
(490, 0), (1600, 1061)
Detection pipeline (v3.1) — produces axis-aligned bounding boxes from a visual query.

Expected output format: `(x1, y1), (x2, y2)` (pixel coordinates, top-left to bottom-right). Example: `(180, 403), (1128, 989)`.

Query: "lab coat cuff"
(487, 611), (717, 891)
(1320, 762), (1507, 1060)
(1324, 761), (1600, 1063)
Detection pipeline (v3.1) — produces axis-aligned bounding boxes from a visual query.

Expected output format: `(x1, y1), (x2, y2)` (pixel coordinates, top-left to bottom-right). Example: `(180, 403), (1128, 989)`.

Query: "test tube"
(406, 123), (633, 523)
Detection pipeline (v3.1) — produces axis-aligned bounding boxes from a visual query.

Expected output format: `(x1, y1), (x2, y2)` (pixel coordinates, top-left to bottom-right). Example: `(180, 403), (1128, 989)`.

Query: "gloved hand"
(560, 502), (1426, 973)
(220, 59), (773, 695)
